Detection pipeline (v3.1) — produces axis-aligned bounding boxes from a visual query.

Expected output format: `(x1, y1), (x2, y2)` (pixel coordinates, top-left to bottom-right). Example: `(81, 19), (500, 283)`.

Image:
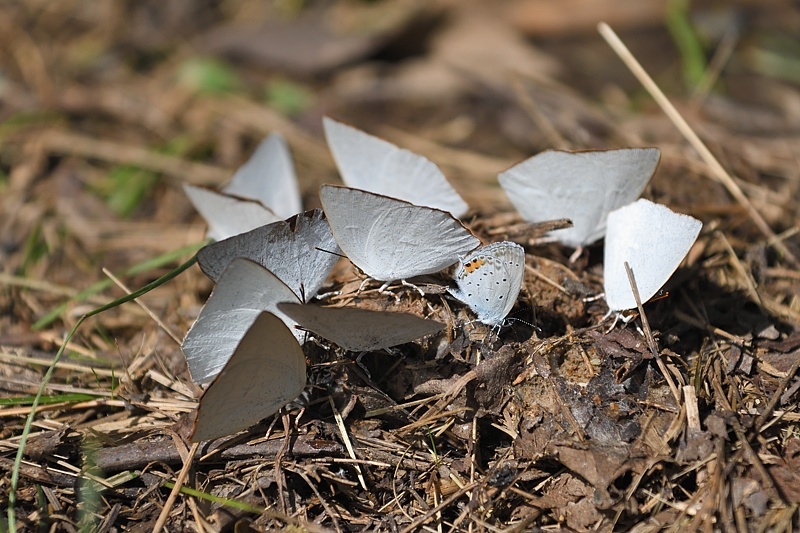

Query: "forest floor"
(1, 1), (799, 531)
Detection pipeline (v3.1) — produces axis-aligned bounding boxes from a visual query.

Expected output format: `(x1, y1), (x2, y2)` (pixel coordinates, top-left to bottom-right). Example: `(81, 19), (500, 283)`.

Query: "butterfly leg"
(569, 246), (584, 263)
(583, 292), (605, 303)
(377, 280), (401, 302)
(602, 309), (638, 333)
(354, 352), (372, 380)
(358, 277), (373, 293)
(314, 290), (340, 300)
(601, 308), (617, 333)
(400, 279), (426, 297)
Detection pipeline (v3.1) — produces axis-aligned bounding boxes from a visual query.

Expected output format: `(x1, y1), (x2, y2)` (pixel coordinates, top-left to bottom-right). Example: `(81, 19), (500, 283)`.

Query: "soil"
(1, 1), (799, 531)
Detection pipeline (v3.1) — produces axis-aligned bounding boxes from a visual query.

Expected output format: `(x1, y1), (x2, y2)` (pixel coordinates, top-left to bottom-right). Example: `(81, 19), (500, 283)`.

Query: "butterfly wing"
(499, 148), (660, 247)
(183, 184), (281, 241)
(197, 209), (340, 302)
(224, 133), (302, 219)
(324, 117), (468, 217)
(182, 258), (302, 384)
(604, 199), (702, 311)
(191, 311), (306, 442)
(320, 185), (480, 282)
(450, 242), (525, 326)
(278, 303), (444, 351)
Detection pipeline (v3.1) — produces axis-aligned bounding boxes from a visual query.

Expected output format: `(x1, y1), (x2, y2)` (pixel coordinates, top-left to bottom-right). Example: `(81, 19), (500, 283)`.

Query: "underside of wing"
(224, 133), (302, 219)
(183, 184), (281, 241)
(197, 209), (340, 302)
(192, 311), (306, 442)
(278, 303), (444, 352)
(324, 117), (468, 216)
(182, 259), (302, 383)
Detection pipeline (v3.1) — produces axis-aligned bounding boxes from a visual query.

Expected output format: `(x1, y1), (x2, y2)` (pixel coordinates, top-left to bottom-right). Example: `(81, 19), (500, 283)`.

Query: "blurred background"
(0, 0), (800, 262)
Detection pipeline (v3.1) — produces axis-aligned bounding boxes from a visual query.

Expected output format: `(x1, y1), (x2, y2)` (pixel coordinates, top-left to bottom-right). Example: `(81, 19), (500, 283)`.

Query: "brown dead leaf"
(473, 345), (526, 414)
(547, 442), (638, 508)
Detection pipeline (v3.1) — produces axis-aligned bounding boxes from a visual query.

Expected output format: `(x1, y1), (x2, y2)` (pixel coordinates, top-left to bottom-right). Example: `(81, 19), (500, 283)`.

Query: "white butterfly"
(323, 117), (469, 217)
(223, 133), (301, 219)
(191, 311), (306, 442)
(278, 302), (444, 352)
(498, 148), (661, 248)
(182, 258), (302, 384)
(183, 184), (281, 242)
(184, 133), (301, 241)
(196, 209), (340, 302)
(320, 185), (480, 284)
(604, 199), (702, 311)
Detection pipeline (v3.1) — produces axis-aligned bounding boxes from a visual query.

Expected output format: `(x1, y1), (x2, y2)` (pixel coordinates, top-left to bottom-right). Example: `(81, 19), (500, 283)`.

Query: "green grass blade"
(7, 252), (198, 532)
(665, 0), (707, 90)
(162, 482), (267, 515)
(32, 241), (207, 330)
(0, 393), (100, 406)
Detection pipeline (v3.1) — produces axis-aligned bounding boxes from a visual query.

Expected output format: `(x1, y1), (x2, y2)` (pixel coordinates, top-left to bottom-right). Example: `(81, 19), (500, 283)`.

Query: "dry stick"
(715, 233), (763, 306)
(484, 215), (572, 237)
(294, 468), (343, 533)
(399, 481), (480, 533)
(525, 264), (568, 294)
(624, 262), (681, 405)
(0, 272), (108, 304)
(451, 451), (517, 532)
(684, 384), (710, 487)
(102, 268), (183, 346)
(754, 356), (800, 431)
(401, 371), (479, 435)
(468, 351), (483, 513)
(598, 22), (798, 267)
(329, 397), (368, 493)
(710, 365), (786, 505)
(0, 351), (118, 377)
(187, 498), (206, 532)
(716, 231), (800, 325)
(152, 441), (200, 533)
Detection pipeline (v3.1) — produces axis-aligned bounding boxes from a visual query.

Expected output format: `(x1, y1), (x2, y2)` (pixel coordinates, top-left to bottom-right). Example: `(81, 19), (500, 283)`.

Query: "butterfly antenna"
(505, 304), (537, 328)
(314, 246), (346, 258)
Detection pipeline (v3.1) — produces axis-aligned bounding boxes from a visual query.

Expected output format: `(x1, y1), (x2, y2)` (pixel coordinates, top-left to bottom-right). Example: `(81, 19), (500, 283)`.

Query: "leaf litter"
(1, 1), (799, 531)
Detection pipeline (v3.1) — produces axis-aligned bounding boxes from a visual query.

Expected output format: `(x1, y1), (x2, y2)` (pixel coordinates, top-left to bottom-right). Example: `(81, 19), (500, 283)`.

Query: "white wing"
(323, 117), (468, 217)
(498, 148), (660, 247)
(183, 184), (281, 241)
(182, 258), (302, 384)
(191, 311), (306, 442)
(320, 185), (480, 282)
(604, 199), (702, 311)
(278, 303), (444, 352)
(224, 133), (302, 219)
(197, 209), (340, 302)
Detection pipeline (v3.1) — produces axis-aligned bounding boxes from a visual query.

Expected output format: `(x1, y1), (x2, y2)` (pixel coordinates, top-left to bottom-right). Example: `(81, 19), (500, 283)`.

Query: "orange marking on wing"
(464, 258), (485, 274)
